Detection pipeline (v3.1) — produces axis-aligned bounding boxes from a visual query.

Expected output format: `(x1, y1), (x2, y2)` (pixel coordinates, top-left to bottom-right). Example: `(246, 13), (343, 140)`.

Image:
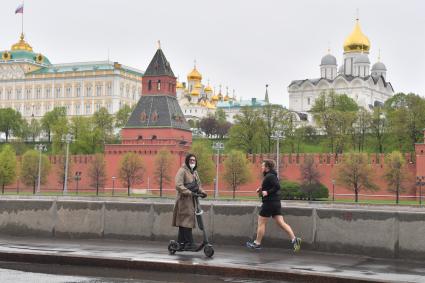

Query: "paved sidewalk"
(0, 237), (423, 283)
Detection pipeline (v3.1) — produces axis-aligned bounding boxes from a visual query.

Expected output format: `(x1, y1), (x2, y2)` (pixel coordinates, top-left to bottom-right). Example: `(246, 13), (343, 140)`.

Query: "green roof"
(0, 50), (51, 65)
(27, 61), (143, 77)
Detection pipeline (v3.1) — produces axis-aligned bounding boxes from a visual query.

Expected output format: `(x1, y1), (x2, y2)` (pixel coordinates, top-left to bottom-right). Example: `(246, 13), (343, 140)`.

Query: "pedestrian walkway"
(0, 236), (423, 283)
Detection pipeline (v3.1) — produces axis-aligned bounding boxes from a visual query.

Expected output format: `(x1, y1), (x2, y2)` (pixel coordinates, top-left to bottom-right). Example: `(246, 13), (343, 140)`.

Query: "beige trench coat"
(172, 164), (205, 228)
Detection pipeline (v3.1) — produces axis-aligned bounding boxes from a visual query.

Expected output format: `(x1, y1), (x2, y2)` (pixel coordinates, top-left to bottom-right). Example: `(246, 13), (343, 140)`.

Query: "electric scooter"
(168, 193), (214, 258)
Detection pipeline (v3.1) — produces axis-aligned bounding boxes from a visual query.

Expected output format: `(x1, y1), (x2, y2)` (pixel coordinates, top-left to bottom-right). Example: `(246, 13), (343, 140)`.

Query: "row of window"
(0, 84), (141, 101)
(2, 102), (115, 116)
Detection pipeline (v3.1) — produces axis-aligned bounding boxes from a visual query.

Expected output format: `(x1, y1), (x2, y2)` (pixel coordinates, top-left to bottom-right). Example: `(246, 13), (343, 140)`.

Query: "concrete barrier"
(0, 198), (424, 260)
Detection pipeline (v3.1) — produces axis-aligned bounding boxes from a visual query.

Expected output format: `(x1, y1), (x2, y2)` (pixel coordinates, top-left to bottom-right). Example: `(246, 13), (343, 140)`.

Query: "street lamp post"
(271, 130), (284, 179)
(112, 176), (116, 196)
(74, 171), (81, 195)
(332, 179), (336, 202)
(212, 142), (224, 199)
(417, 176), (424, 206)
(61, 134), (74, 194)
(34, 144), (47, 194)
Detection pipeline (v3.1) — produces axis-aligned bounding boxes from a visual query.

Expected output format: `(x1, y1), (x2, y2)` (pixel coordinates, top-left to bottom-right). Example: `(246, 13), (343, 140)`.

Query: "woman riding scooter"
(172, 154), (207, 250)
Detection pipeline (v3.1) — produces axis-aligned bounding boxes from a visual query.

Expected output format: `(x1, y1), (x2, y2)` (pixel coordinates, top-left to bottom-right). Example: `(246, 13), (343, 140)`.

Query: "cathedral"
(288, 19), (394, 122)
(176, 65), (234, 123)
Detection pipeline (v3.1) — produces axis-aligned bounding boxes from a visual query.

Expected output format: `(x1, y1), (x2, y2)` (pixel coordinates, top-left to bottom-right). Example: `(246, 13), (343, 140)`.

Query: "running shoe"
(246, 240), (262, 250)
(292, 237), (302, 252)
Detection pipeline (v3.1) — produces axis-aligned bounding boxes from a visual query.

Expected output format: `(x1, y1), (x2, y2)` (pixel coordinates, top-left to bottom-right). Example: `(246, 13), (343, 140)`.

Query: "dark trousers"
(178, 226), (193, 244)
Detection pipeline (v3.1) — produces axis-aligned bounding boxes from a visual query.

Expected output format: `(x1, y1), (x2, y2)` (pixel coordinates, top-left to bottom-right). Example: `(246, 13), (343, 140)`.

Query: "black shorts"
(259, 201), (282, 217)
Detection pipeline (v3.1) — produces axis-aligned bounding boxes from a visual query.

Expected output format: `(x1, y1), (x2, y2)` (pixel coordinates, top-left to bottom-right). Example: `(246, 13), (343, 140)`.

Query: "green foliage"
(280, 180), (328, 200)
(190, 141), (215, 185)
(336, 152), (378, 202)
(0, 108), (24, 142)
(20, 149), (51, 193)
(260, 104), (287, 153)
(310, 91), (358, 154)
(228, 107), (263, 154)
(27, 118), (42, 142)
(41, 107), (67, 143)
(0, 145), (17, 192)
(223, 150), (252, 198)
(114, 104), (133, 129)
(93, 107), (114, 147)
(280, 180), (302, 200)
(384, 151), (412, 204)
(119, 152), (145, 195)
(384, 93), (425, 153)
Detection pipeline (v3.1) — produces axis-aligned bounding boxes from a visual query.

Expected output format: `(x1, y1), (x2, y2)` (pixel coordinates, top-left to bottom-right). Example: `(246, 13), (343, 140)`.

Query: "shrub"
(280, 180), (304, 200)
(280, 180), (328, 200)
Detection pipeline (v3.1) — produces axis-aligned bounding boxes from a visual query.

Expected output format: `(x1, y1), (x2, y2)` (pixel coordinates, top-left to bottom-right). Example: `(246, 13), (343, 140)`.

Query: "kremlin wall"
(5, 147), (424, 201)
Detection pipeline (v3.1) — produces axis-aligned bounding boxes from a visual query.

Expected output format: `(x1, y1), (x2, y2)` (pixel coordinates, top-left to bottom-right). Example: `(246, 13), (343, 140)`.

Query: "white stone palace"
(0, 33), (143, 119)
(288, 19), (394, 122)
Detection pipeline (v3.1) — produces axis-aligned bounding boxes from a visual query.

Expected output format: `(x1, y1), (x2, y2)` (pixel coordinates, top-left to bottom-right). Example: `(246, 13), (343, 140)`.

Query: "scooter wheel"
(204, 245), (214, 258)
(168, 242), (178, 255)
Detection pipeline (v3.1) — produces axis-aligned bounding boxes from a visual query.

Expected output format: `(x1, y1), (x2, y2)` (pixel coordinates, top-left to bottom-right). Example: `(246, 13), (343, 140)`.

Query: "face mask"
(189, 163), (196, 169)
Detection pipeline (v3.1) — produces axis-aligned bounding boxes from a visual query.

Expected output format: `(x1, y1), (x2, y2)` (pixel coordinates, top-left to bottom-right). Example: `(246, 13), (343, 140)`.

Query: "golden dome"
(343, 19), (370, 53)
(211, 95), (219, 101)
(206, 101), (216, 109)
(187, 67), (202, 81)
(176, 82), (184, 89)
(191, 89), (200, 96)
(224, 95), (230, 101)
(195, 82), (202, 89)
(11, 33), (33, 52)
(204, 85), (212, 92)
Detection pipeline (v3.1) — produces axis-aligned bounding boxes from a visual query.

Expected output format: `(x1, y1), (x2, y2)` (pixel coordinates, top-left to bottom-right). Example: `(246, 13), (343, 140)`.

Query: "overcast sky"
(1, 0), (424, 106)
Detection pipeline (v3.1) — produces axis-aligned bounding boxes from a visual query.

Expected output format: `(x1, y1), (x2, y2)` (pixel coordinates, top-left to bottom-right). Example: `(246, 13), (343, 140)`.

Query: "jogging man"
(246, 159), (301, 251)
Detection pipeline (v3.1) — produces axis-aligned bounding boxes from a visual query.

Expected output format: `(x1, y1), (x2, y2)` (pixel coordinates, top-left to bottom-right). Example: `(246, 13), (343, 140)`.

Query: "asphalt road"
(0, 261), (292, 283)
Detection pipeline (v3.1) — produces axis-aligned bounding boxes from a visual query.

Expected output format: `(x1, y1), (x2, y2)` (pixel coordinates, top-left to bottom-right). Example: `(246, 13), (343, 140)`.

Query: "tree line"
(0, 105), (133, 154)
(218, 91), (425, 156)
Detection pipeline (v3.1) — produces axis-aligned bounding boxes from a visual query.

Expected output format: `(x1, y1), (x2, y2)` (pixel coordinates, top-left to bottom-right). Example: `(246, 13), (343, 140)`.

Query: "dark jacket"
(260, 169), (281, 202)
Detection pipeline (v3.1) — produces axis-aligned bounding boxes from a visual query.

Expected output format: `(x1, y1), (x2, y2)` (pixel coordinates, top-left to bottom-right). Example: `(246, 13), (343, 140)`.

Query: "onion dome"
(371, 61), (387, 71)
(206, 101), (216, 109)
(11, 33), (33, 52)
(343, 19), (370, 53)
(320, 54), (337, 66)
(224, 94), (230, 101)
(195, 82), (202, 89)
(187, 66), (202, 81)
(176, 81), (184, 89)
(211, 95), (219, 101)
(191, 89), (200, 96)
(204, 85), (212, 92)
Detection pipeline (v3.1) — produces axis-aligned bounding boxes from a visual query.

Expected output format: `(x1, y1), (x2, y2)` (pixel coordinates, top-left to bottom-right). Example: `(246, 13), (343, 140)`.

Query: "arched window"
(148, 80), (152, 91)
(157, 80), (161, 90)
(152, 135), (157, 140)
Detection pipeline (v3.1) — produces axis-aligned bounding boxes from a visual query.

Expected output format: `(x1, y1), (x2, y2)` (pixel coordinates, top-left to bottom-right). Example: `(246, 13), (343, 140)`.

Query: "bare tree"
(88, 153), (107, 196)
(154, 149), (174, 197)
(299, 155), (321, 200)
(119, 152), (145, 196)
